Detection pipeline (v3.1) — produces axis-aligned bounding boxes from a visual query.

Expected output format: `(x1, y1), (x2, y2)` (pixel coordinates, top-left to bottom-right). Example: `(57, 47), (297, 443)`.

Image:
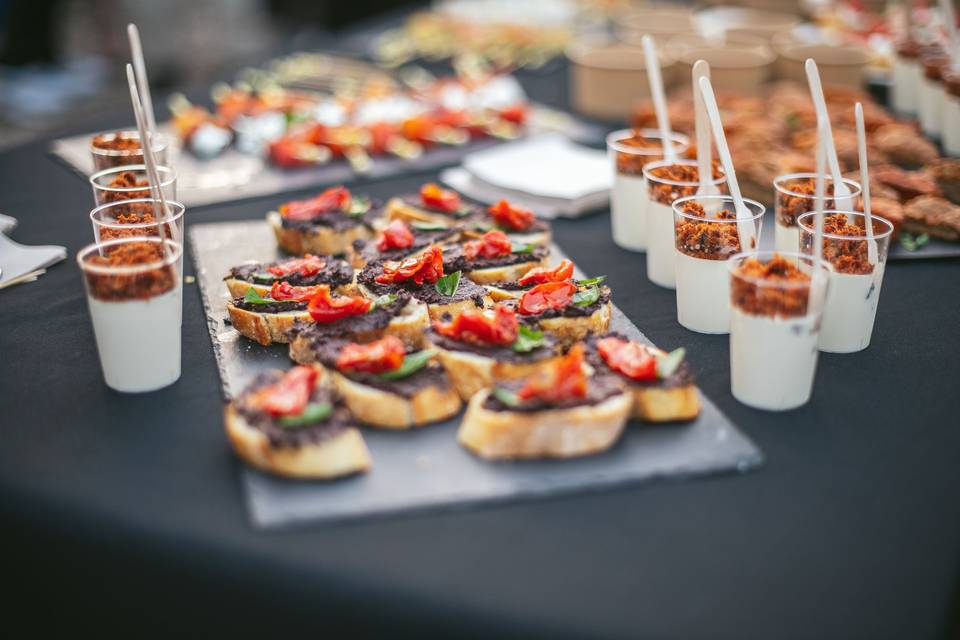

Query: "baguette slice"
(385, 196), (469, 226)
(630, 385), (701, 422)
(458, 389), (631, 460)
(224, 404), (371, 479)
(328, 368), (462, 429)
(462, 256), (547, 285)
(537, 302), (612, 348)
(268, 211), (373, 256)
(227, 304), (308, 346)
(357, 282), (492, 321)
(430, 344), (563, 400)
(225, 277), (357, 299)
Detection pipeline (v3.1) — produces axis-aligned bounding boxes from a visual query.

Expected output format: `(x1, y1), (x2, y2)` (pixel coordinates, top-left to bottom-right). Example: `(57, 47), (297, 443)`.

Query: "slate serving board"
(190, 220), (763, 529)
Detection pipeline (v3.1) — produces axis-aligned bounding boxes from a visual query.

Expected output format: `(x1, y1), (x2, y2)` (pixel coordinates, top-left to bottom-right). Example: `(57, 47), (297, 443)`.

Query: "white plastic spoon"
(128, 24), (157, 136)
(805, 59), (854, 215)
(810, 123), (828, 303)
(697, 75), (756, 250)
(854, 103), (879, 265)
(642, 35), (677, 163)
(692, 59), (718, 198)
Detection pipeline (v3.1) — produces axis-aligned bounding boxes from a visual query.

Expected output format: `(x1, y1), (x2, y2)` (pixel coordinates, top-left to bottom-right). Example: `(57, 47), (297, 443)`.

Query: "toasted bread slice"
(430, 345), (563, 400)
(463, 256), (548, 285)
(629, 385), (701, 422)
(385, 196), (457, 226)
(227, 304), (308, 346)
(328, 369), (462, 429)
(268, 211), (373, 256)
(458, 389), (631, 460)
(224, 277), (357, 299)
(460, 226), (551, 248)
(224, 404), (371, 479)
(356, 282), (491, 321)
(537, 302), (612, 348)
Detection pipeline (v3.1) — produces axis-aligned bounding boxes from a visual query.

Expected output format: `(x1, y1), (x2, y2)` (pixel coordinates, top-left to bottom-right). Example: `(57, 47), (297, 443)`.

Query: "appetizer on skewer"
(584, 334), (700, 423)
(268, 185), (382, 256)
(224, 366), (371, 479)
(357, 246), (492, 319)
(224, 253), (355, 298)
(310, 336), (461, 429)
(501, 276), (611, 347)
(458, 344), (631, 460)
(441, 229), (548, 285)
(427, 304), (562, 400)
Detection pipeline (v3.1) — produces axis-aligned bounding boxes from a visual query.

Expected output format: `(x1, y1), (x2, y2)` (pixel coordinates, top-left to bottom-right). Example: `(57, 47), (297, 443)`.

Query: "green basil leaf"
(511, 325), (547, 353)
(369, 293), (398, 310)
(511, 242), (534, 254)
(575, 275), (607, 287)
(378, 349), (436, 380)
(900, 234), (918, 251)
(572, 285), (600, 306)
(251, 271), (276, 283)
(277, 402), (333, 428)
(915, 233), (930, 248)
(491, 387), (521, 407)
(347, 196), (371, 217)
(411, 221), (450, 232)
(243, 287), (272, 304)
(454, 207), (473, 218)
(434, 270), (462, 297)
(655, 347), (686, 379)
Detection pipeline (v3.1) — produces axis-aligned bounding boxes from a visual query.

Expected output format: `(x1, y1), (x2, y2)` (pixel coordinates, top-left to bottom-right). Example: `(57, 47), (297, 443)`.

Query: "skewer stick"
(855, 103), (879, 265)
(805, 59), (854, 214)
(127, 24), (157, 135)
(641, 36), (677, 162)
(698, 75), (757, 250)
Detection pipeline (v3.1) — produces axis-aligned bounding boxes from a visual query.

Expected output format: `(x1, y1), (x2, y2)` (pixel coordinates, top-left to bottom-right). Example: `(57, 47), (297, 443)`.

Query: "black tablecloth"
(3, 44), (960, 639)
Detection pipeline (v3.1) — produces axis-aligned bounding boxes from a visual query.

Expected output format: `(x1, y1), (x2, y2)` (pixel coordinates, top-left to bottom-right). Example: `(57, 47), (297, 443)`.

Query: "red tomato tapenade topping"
(420, 183), (461, 213)
(433, 304), (518, 346)
(267, 254), (326, 278)
(377, 219), (415, 251)
(269, 281), (327, 302)
(517, 344), (587, 402)
(596, 337), (658, 381)
(517, 259), (574, 286)
(488, 199), (535, 231)
(279, 186), (352, 221)
(335, 336), (406, 374)
(674, 201), (745, 260)
(730, 254), (812, 318)
(307, 285), (373, 323)
(463, 229), (513, 260)
(517, 281), (577, 315)
(249, 366), (318, 416)
(816, 213), (873, 275)
(375, 245), (444, 285)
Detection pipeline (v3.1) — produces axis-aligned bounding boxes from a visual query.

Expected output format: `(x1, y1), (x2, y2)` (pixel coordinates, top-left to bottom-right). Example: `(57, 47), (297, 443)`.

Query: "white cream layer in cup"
(891, 56), (921, 115)
(611, 173), (649, 251)
(676, 253), (730, 333)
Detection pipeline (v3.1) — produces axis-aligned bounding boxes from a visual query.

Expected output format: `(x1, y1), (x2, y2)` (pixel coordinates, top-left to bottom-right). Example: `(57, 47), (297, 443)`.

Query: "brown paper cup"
(675, 47), (775, 95)
(776, 43), (868, 86)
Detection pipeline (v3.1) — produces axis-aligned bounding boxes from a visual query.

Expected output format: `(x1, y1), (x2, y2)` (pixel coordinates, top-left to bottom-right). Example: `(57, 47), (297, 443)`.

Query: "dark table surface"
(3, 29), (960, 640)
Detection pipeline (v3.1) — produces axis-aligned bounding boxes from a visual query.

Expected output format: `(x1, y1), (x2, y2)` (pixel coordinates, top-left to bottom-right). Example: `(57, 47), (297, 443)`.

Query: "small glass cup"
(90, 164), (177, 206)
(773, 173), (861, 254)
(643, 159), (726, 289)
(89, 130), (170, 172)
(77, 236), (183, 393)
(673, 194), (765, 334)
(607, 128), (690, 252)
(728, 250), (831, 411)
(90, 199), (186, 252)
(797, 210), (894, 353)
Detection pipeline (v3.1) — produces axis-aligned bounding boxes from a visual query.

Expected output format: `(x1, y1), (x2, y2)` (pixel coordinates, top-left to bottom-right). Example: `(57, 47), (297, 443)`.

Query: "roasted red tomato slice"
(279, 186), (352, 220)
(498, 104), (528, 125)
(433, 304), (518, 346)
(596, 337), (658, 381)
(267, 254), (326, 278)
(488, 199), (535, 231)
(269, 137), (316, 168)
(518, 259), (574, 286)
(517, 344), (587, 402)
(375, 245), (444, 285)
(517, 281), (577, 315)
(307, 285), (373, 323)
(420, 183), (461, 213)
(335, 335), (407, 374)
(269, 281), (327, 302)
(249, 365), (318, 416)
(377, 219), (415, 252)
(463, 229), (513, 260)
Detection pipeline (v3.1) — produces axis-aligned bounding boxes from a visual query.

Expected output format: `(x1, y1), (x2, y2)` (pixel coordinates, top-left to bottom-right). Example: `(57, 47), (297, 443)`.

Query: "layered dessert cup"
(673, 195), (764, 334)
(89, 130), (170, 172)
(90, 164), (177, 206)
(90, 198), (185, 246)
(891, 38), (921, 116)
(798, 211), (894, 354)
(606, 128), (690, 252)
(78, 236), (183, 393)
(642, 159), (725, 289)
(773, 173), (861, 254)
(728, 251), (830, 411)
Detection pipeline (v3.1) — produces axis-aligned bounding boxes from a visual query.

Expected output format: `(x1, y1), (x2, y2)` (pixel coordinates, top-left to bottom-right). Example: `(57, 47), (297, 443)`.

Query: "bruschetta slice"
(385, 183), (484, 226)
(460, 199), (552, 247)
(224, 253), (355, 298)
(224, 366), (371, 479)
(268, 185), (383, 256)
(484, 258), (574, 301)
(441, 229), (548, 285)
(226, 282), (329, 346)
(348, 218), (459, 269)
(501, 276), (611, 347)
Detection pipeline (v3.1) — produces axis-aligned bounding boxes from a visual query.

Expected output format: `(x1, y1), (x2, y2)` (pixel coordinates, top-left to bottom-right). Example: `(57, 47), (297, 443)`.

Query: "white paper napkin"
(0, 231), (67, 285)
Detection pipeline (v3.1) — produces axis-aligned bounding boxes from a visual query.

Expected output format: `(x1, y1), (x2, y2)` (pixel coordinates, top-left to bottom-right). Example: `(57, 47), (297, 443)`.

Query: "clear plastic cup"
(643, 159), (726, 289)
(797, 210), (894, 353)
(89, 130), (170, 172)
(773, 173), (861, 254)
(728, 250), (831, 411)
(607, 128), (690, 252)
(673, 194), (764, 334)
(90, 164), (177, 206)
(90, 199), (185, 252)
(77, 236), (183, 393)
